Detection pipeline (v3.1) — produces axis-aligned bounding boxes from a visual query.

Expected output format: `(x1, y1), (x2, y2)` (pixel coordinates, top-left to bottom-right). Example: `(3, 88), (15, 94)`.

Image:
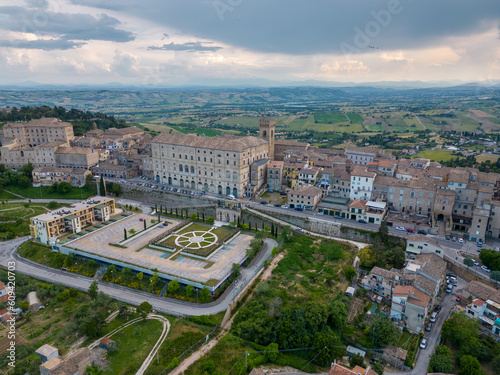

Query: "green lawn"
(215, 116), (260, 128)
(4, 183), (97, 200)
(411, 150), (462, 162)
(103, 319), (163, 375)
(170, 126), (220, 137)
(0, 202), (68, 240)
(0, 189), (20, 200)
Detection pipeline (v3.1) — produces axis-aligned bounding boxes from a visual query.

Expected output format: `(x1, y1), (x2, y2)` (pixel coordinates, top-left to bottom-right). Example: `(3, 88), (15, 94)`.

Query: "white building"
(405, 235), (445, 259)
(350, 166), (376, 201)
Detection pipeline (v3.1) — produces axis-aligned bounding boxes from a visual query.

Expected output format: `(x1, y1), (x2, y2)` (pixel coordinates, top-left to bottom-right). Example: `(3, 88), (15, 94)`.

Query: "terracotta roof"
(269, 161), (284, 168)
(346, 146), (379, 155)
(379, 159), (396, 168)
(55, 147), (96, 155)
(370, 266), (399, 280)
(413, 274), (437, 296)
(465, 281), (500, 302)
(407, 234), (440, 247)
(3, 118), (72, 128)
(290, 185), (323, 197)
(350, 199), (367, 210)
(394, 285), (429, 308)
(0, 308), (8, 316)
(100, 337), (115, 345)
(472, 298), (485, 307)
(351, 166), (376, 178)
(275, 139), (309, 146)
(152, 133), (269, 152)
(0, 281), (4, 289)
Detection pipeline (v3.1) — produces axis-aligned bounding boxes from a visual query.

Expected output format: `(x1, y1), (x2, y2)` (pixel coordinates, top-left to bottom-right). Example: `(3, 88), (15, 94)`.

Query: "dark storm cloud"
(148, 41), (222, 52)
(0, 38), (83, 50)
(70, 0), (500, 54)
(0, 6), (135, 49)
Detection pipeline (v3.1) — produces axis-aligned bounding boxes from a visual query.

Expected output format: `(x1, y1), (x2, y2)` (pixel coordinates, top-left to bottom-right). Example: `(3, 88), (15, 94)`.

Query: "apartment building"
(288, 185), (323, 210)
(267, 161), (284, 191)
(391, 285), (430, 333)
(405, 235), (445, 259)
(350, 166), (376, 201)
(30, 197), (115, 245)
(363, 266), (402, 300)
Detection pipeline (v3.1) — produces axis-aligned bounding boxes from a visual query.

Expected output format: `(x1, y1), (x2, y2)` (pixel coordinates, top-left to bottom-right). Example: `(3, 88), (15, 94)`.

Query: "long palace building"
(147, 116), (275, 197)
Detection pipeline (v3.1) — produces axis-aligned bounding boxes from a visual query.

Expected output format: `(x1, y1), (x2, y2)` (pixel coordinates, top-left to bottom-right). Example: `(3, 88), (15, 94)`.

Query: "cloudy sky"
(0, 0), (499, 86)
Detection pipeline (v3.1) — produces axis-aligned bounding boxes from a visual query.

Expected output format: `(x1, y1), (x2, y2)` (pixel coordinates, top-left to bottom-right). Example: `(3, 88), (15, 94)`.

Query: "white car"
(281, 205), (288, 209)
(481, 265), (491, 273)
(317, 212), (324, 215)
(420, 339), (427, 349)
(395, 227), (405, 231)
(458, 238), (464, 243)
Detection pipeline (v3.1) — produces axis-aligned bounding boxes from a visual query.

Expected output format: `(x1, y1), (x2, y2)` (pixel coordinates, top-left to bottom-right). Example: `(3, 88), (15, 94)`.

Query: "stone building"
(147, 117), (274, 196)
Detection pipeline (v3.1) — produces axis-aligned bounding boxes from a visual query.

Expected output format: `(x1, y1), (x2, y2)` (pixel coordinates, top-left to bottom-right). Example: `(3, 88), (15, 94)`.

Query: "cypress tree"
(99, 176), (106, 196)
(271, 223), (275, 236)
(237, 217), (240, 227)
(144, 220), (146, 230)
(124, 228), (127, 239)
(176, 208), (178, 216)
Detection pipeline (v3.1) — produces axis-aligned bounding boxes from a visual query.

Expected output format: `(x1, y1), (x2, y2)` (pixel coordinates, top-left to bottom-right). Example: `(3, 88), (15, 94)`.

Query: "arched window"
(226, 171), (230, 180)
(190, 166), (195, 174)
(185, 165), (189, 174)
(233, 172), (237, 181)
(179, 165), (183, 173)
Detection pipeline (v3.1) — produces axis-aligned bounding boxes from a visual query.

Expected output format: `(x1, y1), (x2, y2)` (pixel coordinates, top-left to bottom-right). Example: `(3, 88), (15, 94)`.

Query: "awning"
(479, 315), (495, 326)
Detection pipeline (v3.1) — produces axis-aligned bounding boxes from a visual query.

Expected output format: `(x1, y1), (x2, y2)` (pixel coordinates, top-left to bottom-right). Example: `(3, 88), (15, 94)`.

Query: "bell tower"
(259, 115), (275, 160)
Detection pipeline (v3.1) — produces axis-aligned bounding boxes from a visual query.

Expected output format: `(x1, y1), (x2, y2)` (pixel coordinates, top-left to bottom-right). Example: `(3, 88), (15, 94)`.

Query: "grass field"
(0, 202), (67, 239)
(0, 190), (19, 200)
(313, 113), (348, 124)
(345, 112), (364, 123)
(4, 183), (97, 200)
(169, 126), (220, 137)
(216, 116), (260, 128)
(476, 154), (500, 163)
(411, 150), (462, 162)
(103, 319), (163, 375)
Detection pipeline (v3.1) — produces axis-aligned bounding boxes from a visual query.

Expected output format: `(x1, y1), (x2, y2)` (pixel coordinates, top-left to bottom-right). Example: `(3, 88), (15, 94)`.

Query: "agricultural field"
(411, 150), (462, 162)
(476, 154), (500, 163)
(313, 113), (348, 124)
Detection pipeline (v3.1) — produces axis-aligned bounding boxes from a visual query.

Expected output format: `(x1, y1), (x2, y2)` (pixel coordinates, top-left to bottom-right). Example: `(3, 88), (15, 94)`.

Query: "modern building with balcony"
(30, 196), (115, 245)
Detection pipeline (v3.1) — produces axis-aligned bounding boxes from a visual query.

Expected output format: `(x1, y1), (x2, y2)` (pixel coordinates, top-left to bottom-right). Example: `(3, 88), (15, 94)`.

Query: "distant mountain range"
(0, 79), (499, 91)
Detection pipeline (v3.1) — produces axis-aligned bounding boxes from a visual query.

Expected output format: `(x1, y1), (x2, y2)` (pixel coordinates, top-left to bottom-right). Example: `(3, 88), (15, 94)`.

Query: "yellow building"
(30, 196), (115, 245)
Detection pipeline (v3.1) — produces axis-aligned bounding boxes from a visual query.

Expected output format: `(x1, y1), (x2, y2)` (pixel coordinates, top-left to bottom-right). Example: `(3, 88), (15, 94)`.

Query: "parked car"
(406, 229), (415, 233)
(434, 305), (442, 313)
(446, 286), (453, 293)
(296, 228), (303, 232)
(456, 295), (462, 302)
(274, 204), (281, 207)
(139, 218), (144, 222)
(317, 212), (324, 215)
(425, 324), (432, 332)
(260, 201), (267, 205)
(452, 236), (457, 242)
(474, 261), (480, 267)
(358, 219), (367, 224)
(430, 312), (438, 323)
(334, 215), (343, 219)
(395, 226), (405, 231)
(417, 230), (427, 235)
(458, 238), (464, 243)
(420, 339), (427, 349)
(477, 241), (483, 247)
(481, 265), (491, 273)
(281, 205), (288, 209)
(295, 207), (303, 211)
(445, 235), (451, 240)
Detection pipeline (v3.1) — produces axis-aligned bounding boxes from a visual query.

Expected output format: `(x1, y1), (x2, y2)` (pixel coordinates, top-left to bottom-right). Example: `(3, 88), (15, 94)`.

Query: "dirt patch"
(468, 111), (499, 132)
(470, 109), (495, 118)
(347, 298), (364, 323)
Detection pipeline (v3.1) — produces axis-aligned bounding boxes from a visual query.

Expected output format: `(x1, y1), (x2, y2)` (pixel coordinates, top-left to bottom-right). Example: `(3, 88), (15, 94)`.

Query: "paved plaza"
(64, 213), (253, 286)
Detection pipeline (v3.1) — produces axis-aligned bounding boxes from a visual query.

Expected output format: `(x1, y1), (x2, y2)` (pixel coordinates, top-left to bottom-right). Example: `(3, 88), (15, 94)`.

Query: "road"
(0, 236), (277, 316)
(388, 277), (467, 375)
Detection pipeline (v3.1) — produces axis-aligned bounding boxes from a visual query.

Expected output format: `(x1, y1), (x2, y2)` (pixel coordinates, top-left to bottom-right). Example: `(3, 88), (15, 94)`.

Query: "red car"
(406, 229), (415, 233)
(456, 295), (462, 302)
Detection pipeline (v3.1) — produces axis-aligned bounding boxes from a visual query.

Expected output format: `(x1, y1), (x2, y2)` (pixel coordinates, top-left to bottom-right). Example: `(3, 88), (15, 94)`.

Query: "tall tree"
(99, 176), (106, 196)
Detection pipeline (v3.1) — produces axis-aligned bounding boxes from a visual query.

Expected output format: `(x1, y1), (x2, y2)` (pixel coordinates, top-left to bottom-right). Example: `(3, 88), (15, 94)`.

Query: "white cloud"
(321, 60), (370, 75)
